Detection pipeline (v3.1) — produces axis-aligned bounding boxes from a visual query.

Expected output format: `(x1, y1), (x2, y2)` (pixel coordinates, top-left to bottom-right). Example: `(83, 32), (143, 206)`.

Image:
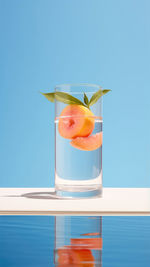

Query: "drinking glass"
(55, 84), (103, 198)
(54, 216), (102, 266)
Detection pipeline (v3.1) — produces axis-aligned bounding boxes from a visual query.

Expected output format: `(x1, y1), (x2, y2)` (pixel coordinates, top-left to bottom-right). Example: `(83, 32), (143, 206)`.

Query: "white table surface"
(0, 188), (150, 215)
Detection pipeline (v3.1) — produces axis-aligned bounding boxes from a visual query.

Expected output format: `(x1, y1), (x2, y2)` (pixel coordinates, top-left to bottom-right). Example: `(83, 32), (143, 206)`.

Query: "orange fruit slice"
(70, 237), (103, 250)
(70, 132), (103, 151)
(57, 247), (94, 267)
(58, 105), (94, 139)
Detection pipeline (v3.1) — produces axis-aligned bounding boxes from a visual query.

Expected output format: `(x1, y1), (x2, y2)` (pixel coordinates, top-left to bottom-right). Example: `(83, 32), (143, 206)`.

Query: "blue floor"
(0, 216), (149, 266)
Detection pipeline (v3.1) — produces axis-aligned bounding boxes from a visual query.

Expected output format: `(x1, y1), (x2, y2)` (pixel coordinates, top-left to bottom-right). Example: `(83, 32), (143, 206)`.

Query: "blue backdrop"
(0, 0), (149, 187)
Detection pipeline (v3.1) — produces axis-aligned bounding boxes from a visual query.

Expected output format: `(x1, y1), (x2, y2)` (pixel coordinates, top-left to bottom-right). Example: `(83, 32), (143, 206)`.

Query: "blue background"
(0, 0), (149, 187)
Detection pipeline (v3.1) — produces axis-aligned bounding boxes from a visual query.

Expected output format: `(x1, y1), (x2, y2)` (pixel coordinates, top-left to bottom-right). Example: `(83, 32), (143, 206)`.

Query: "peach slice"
(70, 237), (103, 250)
(58, 105), (94, 139)
(70, 132), (103, 151)
(81, 232), (100, 236)
(57, 247), (94, 267)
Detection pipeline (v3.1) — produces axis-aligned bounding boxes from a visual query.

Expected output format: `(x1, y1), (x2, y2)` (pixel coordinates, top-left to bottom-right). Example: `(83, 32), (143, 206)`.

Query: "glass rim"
(55, 83), (102, 93)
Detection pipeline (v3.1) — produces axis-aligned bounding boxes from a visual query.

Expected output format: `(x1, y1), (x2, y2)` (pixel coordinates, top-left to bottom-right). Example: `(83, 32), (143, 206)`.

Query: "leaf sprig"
(41, 88), (111, 109)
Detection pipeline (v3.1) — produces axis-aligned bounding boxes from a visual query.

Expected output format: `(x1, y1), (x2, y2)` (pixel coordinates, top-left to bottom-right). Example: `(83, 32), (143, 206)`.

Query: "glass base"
(55, 172), (102, 199)
(55, 184), (102, 198)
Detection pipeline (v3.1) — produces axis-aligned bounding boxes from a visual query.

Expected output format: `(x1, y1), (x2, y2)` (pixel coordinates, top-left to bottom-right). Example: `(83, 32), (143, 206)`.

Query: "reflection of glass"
(55, 84), (103, 198)
(54, 216), (102, 266)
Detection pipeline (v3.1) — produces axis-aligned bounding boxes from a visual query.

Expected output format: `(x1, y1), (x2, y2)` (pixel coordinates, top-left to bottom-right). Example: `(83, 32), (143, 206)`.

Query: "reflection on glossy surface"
(0, 216), (150, 266)
(54, 216), (102, 266)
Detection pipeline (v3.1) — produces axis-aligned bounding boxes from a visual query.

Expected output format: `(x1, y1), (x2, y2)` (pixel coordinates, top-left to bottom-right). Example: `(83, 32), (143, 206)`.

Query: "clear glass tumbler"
(54, 216), (102, 267)
(55, 84), (103, 198)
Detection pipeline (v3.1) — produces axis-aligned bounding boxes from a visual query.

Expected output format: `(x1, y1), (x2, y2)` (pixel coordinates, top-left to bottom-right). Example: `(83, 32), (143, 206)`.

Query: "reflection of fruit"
(70, 132), (103, 151)
(58, 105), (94, 139)
(81, 232), (100, 236)
(71, 237), (103, 250)
(57, 247), (94, 267)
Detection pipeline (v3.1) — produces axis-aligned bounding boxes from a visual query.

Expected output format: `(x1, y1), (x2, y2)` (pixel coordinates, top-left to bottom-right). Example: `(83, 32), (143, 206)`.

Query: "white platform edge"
(0, 188), (150, 215)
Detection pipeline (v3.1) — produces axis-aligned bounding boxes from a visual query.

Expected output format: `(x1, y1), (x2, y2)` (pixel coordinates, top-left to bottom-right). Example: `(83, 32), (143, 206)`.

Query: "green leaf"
(84, 93), (89, 106)
(40, 88), (111, 108)
(40, 92), (55, 102)
(89, 89), (111, 106)
(55, 92), (85, 106)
